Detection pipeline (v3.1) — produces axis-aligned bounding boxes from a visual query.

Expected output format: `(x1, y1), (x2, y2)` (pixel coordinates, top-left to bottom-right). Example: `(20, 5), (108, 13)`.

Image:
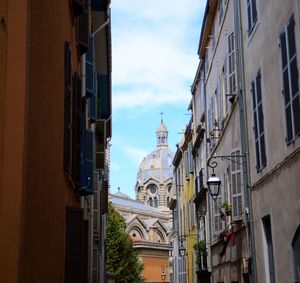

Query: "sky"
(110, 0), (206, 198)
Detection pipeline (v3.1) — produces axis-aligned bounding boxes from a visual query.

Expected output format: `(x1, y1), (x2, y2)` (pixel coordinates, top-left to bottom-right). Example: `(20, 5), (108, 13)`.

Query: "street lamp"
(207, 155), (245, 200)
(179, 242), (186, 257)
(207, 174), (221, 200)
(207, 157), (221, 200)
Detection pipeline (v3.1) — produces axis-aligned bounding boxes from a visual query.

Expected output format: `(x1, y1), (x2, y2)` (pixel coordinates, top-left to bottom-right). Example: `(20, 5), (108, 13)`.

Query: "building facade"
(172, 1), (300, 283)
(110, 188), (173, 282)
(242, 1), (300, 282)
(0, 0), (111, 282)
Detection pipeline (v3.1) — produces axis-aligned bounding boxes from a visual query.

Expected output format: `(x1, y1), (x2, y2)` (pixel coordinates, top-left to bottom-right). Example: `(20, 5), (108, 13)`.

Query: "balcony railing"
(197, 248), (208, 271)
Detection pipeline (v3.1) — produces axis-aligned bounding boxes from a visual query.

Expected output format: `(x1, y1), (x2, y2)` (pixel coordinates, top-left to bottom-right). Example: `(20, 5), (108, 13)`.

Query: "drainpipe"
(233, 1), (257, 283)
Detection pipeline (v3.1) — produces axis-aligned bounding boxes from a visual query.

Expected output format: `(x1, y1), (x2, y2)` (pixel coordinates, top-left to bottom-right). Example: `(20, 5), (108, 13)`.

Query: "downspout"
(233, 1), (257, 283)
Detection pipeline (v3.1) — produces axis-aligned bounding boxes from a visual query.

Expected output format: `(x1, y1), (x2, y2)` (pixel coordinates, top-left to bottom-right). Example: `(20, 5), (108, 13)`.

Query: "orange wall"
(0, 0), (81, 282)
(141, 256), (169, 283)
(0, 0), (28, 281)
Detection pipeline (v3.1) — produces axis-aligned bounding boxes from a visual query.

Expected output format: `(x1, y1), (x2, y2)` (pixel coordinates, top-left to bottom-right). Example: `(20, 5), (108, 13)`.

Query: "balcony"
(196, 247), (211, 283)
(194, 169), (206, 204)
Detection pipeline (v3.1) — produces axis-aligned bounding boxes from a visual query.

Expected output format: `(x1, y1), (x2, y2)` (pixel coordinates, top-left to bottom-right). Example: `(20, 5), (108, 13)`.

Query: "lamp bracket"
(208, 154), (246, 174)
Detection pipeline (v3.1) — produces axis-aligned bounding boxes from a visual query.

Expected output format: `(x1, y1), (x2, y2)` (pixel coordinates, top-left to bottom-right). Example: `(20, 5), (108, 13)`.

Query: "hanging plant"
(221, 202), (232, 216)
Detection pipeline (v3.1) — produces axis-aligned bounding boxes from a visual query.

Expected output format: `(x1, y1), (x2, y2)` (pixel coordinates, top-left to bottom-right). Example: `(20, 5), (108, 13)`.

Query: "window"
(208, 96), (216, 148)
(154, 197), (158, 208)
(184, 150), (189, 179)
(231, 150), (243, 220)
(246, 0), (257, 34)
(218, 0), (223, 24)
(280, 15), (300, 144)
(64, 42), (72, 172)
(292, 226), (300, 282)
(262, 215), (276, 283)
(228, 32), (236, 96)
(188, 143), (194, 173)
(213, 181), (225, 235)
(148, 184), (157, 195)
(65, 207), (88, 283)
(222, 56), (230, 113)
(251, 71), (267, 170)
(211, 23), (216, 51)
(149, 197), (153, 207)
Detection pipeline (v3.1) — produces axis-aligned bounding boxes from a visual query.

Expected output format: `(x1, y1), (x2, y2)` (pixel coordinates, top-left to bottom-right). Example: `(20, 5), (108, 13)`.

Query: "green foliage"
(106, 203), (144, 283)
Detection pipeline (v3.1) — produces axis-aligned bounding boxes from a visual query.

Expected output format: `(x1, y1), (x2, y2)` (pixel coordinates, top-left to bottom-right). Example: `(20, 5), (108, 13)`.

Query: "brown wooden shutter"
(64, 42), (72, 172)
(65, 207), (88, 283)
(72, 73), (82, 189)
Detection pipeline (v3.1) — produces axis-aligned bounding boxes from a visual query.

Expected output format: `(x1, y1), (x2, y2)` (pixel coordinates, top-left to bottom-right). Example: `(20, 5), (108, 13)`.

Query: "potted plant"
(221, 202), (232, 216)
(209, 129), (215, 137)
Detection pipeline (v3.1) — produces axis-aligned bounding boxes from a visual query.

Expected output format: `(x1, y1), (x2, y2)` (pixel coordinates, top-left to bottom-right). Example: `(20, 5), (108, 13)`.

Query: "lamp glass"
(161, 272), (166, 281)
(207, 175), (221, 200)
(179, 245), (186, 257)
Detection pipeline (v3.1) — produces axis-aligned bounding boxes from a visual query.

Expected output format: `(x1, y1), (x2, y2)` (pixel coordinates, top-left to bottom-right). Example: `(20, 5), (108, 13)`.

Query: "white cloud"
(111, 0), (205, 111)
(121, 146), (149, 166)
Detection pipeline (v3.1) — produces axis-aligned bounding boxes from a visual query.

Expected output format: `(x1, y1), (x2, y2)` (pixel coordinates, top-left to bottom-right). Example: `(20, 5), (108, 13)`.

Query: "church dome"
(137, 146), (174, 183)
(135, 119), (174, 210)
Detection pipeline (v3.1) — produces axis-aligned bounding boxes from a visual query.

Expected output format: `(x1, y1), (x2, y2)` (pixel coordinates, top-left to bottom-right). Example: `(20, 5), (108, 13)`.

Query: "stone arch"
(127, 224), (147, 239)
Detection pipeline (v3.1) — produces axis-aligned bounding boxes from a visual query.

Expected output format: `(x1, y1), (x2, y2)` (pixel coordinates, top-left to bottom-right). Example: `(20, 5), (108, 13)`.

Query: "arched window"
(149, 197), (153, 207)
(292, 225), (300, 281)
(154, 197), (158, 208)
(167, 196), (170, 207)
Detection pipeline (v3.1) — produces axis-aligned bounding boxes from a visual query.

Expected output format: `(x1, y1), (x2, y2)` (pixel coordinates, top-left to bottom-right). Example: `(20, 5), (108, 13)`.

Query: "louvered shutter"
(188, 143), (193, 173)
(280, 15), (300, 143)
(184, 151), (189, 179)
(97, 74), (110, 120)
(231, 150), (243, 220)
(77, 4), (88, 55)
(64, 43), (72, 172)
(85, 129), (95, 194)
(65, 207), (88, 283)
(86, 37), (97, 123)
(95, 120), (105, 171)
(287, 17), (300, 137)
(100, 179), (108, 215)
(72, 74), (82, 189)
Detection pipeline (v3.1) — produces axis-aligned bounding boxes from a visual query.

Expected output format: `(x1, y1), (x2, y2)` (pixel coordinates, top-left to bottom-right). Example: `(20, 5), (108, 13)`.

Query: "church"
(109, 119), (175, 282)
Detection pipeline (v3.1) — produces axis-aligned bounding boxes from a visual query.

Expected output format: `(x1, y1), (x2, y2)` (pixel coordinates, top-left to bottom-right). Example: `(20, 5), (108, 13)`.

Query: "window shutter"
(86, 37), (97, 123)
(72, 73), (82, 189)
(85, 129), (95, 194)
(100, 179), (108, 215)
(213, 182), (224, 235)
(97, 74), (110, 120)
(188, 143), (193, 173)
(184, 151), (189, 179)
(231, 150), (243, 220)
(65, 207), (87, 283)
(280, 15), (300, 143)
(64, 42), (72, 172)
(95, 120), (106, 171)
(72, 0), (84, 17)
(77, 7), (89, 55)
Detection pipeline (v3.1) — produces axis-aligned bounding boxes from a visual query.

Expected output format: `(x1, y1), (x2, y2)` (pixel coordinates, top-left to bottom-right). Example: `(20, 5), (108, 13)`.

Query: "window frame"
(246, 0), (258, 35)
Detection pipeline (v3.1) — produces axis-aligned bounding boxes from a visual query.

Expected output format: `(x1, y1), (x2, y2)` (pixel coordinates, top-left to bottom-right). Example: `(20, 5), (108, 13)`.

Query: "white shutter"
(231, 150), (243, 220)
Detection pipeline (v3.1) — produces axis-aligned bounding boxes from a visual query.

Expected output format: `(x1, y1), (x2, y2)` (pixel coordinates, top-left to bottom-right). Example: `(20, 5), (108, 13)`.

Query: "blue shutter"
(86, 37), (97, 123)
(97, 74), (110, 120)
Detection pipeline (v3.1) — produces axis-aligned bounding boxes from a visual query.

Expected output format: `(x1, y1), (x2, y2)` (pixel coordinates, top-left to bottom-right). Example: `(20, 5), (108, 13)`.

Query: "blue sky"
(110, 0), (206, 198)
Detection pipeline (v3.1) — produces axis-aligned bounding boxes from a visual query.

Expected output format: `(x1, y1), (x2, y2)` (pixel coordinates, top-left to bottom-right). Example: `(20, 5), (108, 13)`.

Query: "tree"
(106, 203), (144, 283)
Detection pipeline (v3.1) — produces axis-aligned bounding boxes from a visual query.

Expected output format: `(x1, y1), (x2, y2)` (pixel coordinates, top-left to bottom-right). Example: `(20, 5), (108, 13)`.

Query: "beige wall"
(243, 0), (300, 282)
